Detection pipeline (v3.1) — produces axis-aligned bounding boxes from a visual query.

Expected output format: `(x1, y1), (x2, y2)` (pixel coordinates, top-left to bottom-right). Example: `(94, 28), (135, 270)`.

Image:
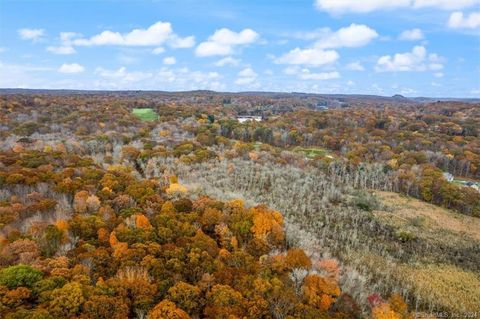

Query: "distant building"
(236, 115), (262, 123)
(443, 172), (454, 182)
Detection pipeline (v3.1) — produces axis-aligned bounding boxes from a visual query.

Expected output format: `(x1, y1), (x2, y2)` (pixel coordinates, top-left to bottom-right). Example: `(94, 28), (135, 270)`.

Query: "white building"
(236, 115), (262, 123)
(443, 172), (454, 182)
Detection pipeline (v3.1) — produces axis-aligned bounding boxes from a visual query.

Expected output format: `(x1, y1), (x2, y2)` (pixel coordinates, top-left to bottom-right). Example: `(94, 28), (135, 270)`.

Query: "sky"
(0, 0), (479, 97)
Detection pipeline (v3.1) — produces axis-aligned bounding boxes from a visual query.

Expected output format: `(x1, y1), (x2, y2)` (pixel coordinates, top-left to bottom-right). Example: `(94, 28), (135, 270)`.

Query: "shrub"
(0, 265), (43, 289)
(352, 191), (380, 212)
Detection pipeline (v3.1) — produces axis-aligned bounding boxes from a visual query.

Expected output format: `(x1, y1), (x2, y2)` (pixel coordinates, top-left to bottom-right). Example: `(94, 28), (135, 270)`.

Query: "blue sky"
(0, 0), (479, 97)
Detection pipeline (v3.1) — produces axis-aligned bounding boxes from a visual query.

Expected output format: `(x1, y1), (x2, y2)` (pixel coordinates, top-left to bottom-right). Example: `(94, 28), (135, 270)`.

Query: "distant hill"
(0, 88), (479, 103)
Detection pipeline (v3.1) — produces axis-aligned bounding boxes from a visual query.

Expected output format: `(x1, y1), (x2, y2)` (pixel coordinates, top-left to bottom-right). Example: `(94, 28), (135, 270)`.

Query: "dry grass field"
(372, 192), (480, 313)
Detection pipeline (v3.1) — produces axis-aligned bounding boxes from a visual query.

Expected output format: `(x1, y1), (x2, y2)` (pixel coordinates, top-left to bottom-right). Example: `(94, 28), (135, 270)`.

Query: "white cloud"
(275, 24), (375, 68)
(315, 0), (479, 13)
(399, 28), (424, 40)
(315, 0), (409, 13)
(214, 56), (240, 66)
(238, 68), (256, 77)
(169, 36), (196, 48)
(375, 45), (444, 72)
(275, 47), (339, 66)
(413, 0), (479, 10)
(290, 24), (378, 49)
(0, 61), (56, 88)
(299, 70), (340, 80)
(196, 42), (233, 56)
(95, 66), (153, 82)
(283, 66), (340, 80)
(283, 66), (300, 75)
(18, 28), (45, 41)
(60, 32), (80, 42)
(195, 28), (259, 57)
(163, 56), (176, 65)
(448, 11), (480, 29)
(47, 46), (76, 55)
(72, 21), (194, 48)
(46, 32), (80, 55)
(93, 66), (222, 90)
(235, 77), (257, 85)
(346, 62), (365, 71)
(152, 47), (165, 55)
(235, 67), (258, 85)
(314, 24), (378, 49)
(58, 63), (85, 74)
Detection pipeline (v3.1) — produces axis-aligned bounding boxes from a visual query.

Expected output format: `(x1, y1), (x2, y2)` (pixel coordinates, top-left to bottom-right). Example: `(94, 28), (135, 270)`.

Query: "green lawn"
(292, 146), (330, 159)
(132, 108), (158, 121)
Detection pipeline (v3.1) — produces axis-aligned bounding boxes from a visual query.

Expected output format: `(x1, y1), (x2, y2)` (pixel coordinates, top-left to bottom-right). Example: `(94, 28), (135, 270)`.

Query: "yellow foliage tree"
(285, 248), (312, 270)
(302, 274), (341, 311)
(165, 183), (187, 196)
(148, 300), (191, 319)
(135, 214), (153, 230)
(251, 205), (285, 246)
(372, 303), (402, 319)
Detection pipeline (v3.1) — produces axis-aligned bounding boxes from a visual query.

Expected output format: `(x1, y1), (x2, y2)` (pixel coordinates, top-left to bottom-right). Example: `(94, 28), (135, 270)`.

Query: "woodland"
(0, 91), (478, 318)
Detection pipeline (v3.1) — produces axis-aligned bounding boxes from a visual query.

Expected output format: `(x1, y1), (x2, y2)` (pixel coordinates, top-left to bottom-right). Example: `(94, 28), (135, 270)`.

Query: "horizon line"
(1, 88), (479, 101)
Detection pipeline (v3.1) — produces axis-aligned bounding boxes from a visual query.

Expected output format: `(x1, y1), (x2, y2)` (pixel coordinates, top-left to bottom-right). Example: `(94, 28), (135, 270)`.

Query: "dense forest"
(0, 91), (478, 318)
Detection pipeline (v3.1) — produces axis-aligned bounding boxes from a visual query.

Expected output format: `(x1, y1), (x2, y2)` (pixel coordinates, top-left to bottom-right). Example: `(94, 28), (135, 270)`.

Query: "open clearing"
(292, 146), (332, 159)
(132, 108), (158, 121)
(375, 191), (480, 241)
(369, 191), (480, 312)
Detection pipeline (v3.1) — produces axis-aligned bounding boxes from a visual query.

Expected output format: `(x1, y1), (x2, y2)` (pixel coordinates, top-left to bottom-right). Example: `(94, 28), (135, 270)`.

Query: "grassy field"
(372, 191), (480, 312)
(132, 108), (158, 121)
(292, 146), (331, 159)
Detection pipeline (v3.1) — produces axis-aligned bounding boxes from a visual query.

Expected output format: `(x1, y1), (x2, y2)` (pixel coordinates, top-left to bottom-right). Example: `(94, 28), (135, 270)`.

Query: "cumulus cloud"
(235, 67), (258, 85)
(168, 36), (196, 48)
(195, 28), (259, 57)
(58, 63), (85, 74)
(375, 45), (444, 72)
(275, 47), (339, 66)
(214, 56), (241, 66)
(71, 21), (194, 48)
(163, 56), (176, 65)
(284, 66), (340, 80)
(315, 24), (378, 49)
(399, 28), (424, 40)
(46, 32), (80, 55)
(290, 24), (378, 49)
(299, 70), (340, 80)
(315, 0), (479, 13)
(345, 62), (365, 71)
(448, 11), (480, 29)
(275, 24), (376, 68)
(18, 28), (45, 41)
(413, 0), (479, 10)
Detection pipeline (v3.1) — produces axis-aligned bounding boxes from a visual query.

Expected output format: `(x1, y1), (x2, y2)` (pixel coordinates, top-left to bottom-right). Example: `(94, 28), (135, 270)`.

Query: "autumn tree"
(148, 300), (191, 319)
